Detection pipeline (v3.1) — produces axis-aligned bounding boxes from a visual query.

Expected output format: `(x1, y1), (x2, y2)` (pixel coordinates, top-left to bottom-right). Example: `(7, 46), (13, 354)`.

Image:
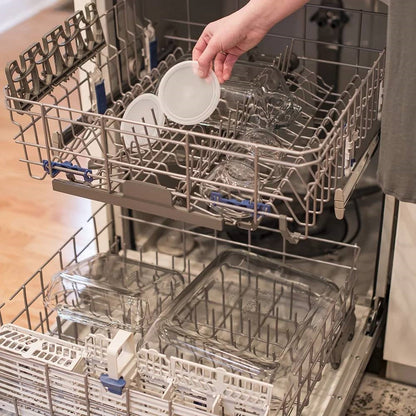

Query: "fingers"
(196, 39), (222, 78)
(195, 47), (239, 83)
(213, 52), (239, 83)
(192, 34), (208, 62)
(223, 54), (239, 81)
(213, 52), (227, 83)
(192, 23), (240, 82)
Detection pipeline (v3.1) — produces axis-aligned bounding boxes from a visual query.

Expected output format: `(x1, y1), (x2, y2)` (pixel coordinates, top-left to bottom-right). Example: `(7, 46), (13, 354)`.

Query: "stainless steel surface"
(375, 194), (398, 298)
(304, 304), (384, 416)
(334, 132), (380, 220)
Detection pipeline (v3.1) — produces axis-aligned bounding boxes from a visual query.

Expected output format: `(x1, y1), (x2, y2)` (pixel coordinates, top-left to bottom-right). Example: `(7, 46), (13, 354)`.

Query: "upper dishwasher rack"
(4, 1), (386, 241)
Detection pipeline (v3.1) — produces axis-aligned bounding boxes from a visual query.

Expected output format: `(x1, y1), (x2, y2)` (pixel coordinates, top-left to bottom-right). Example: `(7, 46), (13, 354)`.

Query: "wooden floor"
(0, 3), (92, 320)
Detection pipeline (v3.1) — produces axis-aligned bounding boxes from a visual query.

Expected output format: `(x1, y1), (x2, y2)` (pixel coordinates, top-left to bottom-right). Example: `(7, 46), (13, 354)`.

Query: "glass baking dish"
(143, 250), (342, 388)
(44, 252), (185, 333)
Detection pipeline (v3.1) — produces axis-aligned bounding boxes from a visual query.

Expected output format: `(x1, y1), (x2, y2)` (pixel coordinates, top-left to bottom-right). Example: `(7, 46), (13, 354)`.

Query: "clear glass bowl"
(143, 250), (341, 386)
(228, 128), (285, 184)
(44, 253), (185, 333)
(208, 61), (301, 131)
(252, 92), (302, 131)
(199, 159), (267, 220)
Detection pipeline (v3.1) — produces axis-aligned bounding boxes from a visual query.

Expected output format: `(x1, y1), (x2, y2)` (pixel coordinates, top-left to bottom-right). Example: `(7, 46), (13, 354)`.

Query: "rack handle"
(43, 160), (93, 183)
(210, 192), (271, 215)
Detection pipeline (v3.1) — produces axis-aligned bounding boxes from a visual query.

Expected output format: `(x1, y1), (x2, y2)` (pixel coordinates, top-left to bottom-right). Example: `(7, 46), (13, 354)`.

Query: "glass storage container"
(44, 252), (186, 333)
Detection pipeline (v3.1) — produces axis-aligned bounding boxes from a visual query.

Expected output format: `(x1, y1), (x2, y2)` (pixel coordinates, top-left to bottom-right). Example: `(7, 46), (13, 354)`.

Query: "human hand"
(192, 0), (309, 83)
(192, 8), (268, 83)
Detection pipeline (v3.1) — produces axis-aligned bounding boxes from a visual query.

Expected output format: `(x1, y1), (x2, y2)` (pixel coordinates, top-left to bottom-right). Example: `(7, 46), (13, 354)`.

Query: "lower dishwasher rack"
(0, 204), (380, 416)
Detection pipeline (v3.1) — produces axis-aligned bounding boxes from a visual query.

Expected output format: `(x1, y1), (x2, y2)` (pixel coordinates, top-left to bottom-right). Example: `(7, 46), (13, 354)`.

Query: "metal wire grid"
(139, 302), (343, 416)
(140, 251), (349, 415)
(0, 203), (358, 340)
(157, 283), (333, 365)
(0, 204), (112, 333)
(4, 1), (385, 237)
(0, 1), (377, 414)
(0, 204), (359, 416)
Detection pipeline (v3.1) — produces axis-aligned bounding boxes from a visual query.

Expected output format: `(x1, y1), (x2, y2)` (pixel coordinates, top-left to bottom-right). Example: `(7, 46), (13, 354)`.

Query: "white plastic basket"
(0, 324), (85, 372)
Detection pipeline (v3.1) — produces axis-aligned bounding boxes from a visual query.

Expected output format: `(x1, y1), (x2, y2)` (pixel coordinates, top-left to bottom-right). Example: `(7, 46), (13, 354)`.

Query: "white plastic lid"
(120, 93), (165, 147)
(158, 61), (220, 125)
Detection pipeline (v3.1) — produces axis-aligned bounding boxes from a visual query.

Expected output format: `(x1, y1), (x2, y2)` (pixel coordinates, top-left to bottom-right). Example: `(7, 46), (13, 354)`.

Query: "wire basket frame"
(0, 204), (359, 416)
(4, 1), (386, 240)
(1, 1), (385, 415)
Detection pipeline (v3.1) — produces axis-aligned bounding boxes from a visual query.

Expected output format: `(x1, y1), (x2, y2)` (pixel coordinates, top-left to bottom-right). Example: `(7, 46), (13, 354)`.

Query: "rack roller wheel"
(330, 308), (356, 370)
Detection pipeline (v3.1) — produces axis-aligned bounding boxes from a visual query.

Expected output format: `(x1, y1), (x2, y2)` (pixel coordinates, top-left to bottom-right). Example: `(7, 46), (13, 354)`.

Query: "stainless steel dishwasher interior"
(0, 1), (388, 415)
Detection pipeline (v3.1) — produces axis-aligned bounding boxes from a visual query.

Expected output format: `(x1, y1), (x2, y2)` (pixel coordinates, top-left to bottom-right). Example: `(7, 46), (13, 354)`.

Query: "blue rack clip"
(210, 192), (271, 215)
(99, 374), (126, 395)
(95, 79), (107, 114)
(42, 160), (93, 183)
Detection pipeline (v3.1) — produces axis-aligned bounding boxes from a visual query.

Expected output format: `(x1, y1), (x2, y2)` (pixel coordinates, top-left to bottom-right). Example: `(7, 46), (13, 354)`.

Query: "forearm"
(241, 0), (309, 33)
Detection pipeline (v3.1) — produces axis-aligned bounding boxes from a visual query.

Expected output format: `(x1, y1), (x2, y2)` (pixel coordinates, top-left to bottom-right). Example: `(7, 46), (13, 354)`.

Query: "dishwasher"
(0, 0), (390, 415)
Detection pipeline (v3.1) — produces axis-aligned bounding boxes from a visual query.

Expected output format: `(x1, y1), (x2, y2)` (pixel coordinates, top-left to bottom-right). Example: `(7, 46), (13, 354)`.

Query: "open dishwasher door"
(0, 0), (392, 415)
